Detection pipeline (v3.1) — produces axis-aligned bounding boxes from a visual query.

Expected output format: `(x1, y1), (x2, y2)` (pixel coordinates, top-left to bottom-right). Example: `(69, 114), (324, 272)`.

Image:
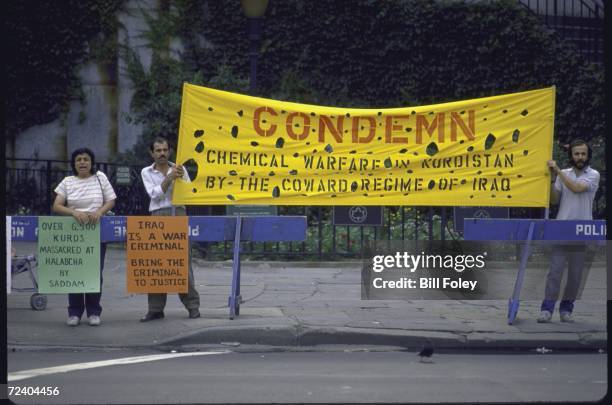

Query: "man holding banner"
(537, 139), (600, 323)
(139, 137), (201, 322)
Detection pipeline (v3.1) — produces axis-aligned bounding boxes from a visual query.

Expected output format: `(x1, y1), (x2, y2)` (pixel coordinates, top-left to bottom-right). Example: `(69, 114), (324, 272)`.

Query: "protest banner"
(6, 216), (11, 294)
(126, 216), (189, 293)
(37, 216), (100, 293)
(174, 84), (554, 206)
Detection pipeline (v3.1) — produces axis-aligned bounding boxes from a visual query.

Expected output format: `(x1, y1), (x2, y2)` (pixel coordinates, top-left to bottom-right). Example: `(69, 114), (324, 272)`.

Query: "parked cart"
(11, 254), (47, 310)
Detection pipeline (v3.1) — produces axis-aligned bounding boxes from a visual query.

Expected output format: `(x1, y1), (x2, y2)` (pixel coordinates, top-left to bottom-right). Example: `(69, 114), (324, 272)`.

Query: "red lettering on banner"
(385, 115), (410, 144)
(416, 113), (445, 143)
(286, 112), (310, 140)
(318, 116), (344, 143)
(254, 106), (278, 137)
(352, 116), (376, 143)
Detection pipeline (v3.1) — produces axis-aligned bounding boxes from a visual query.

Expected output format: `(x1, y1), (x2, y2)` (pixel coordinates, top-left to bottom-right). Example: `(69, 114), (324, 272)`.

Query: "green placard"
(226, 205), (278, 216)
(37, 216), (100, 293)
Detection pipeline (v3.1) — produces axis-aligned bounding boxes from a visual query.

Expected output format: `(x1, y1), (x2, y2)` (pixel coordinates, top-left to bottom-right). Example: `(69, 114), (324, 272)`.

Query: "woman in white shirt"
(53, 148), (116, 327)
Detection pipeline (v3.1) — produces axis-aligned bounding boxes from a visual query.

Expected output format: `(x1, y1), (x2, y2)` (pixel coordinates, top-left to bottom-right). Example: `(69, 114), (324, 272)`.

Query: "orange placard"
(126, 216), (189, 293)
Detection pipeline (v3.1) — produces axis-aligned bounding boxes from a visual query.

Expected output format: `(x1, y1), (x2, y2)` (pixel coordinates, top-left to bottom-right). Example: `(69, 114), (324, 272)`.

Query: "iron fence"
(5, 158), (606, 260)
(518, 0), (604, 64)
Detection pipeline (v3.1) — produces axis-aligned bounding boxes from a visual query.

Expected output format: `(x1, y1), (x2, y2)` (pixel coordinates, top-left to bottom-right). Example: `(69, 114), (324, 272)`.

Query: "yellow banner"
(175, 84), (554, 206)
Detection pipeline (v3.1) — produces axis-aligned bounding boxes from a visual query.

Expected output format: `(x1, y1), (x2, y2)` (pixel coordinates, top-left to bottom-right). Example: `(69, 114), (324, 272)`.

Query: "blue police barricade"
(11, 215), (307, 320)
(464, 218), (606, 324)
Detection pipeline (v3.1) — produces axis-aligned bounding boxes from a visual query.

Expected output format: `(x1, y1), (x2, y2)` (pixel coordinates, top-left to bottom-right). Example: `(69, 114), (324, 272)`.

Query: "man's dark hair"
(70, 147), (96, 175)
(567, 138), (592, 166)
(150, 136), (171, 152)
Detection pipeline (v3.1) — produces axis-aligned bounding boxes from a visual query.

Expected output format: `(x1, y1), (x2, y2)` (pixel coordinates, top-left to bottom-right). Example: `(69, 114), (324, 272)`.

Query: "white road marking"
(8, 351), (230, 382)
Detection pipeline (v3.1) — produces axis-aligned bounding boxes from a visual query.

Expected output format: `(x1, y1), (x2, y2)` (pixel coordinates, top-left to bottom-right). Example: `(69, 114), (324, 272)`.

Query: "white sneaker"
(560, 312), (574, 323)
(88, 315), (101, 326)
(537, 311), (552, 323)
(66, 316), (80, 326)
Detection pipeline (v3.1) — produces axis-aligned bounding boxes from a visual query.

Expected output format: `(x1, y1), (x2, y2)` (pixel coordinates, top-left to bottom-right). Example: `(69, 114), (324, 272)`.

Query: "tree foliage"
(6, 0), (124, 136)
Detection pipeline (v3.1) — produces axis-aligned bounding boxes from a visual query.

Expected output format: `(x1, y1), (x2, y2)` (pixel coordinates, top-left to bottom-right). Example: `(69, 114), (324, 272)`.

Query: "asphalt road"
(6, 348), (607, 403)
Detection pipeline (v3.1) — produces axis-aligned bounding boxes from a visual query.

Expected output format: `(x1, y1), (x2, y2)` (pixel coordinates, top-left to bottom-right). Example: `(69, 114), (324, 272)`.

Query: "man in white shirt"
(537, 139), (600, 323)
(140, 137), (200, 322)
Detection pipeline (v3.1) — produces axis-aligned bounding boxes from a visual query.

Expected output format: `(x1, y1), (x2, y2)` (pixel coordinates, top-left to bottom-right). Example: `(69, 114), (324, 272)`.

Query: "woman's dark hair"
(70, 147), (96, 175)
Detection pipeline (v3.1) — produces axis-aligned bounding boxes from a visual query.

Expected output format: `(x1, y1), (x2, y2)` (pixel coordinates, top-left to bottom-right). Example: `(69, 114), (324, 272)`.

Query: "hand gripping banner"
(174, 84), (555, 206)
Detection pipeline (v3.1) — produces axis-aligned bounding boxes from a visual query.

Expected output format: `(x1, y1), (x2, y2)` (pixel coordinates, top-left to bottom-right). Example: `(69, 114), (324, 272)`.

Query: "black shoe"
(188, 308), (200, 319)
(140, 311), (164, 322)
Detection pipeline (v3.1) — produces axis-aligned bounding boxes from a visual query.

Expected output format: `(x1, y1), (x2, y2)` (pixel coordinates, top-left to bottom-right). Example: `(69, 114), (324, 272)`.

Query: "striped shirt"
(54, 171), (117, 212)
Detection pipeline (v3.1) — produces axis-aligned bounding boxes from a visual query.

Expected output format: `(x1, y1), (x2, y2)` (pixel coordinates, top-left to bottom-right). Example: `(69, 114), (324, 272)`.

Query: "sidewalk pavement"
(7, 244), (607, 351)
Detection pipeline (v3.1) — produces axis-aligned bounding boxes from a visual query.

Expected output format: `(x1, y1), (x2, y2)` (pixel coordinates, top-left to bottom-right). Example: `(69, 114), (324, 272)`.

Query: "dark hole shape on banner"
(344, 129), (349, 133)
(310, 112), (316, 116)
(192, 188), (197, 193)
(218, 126), (222, 130)
(461, 179), (467, 184)
(228, 182), (233, 185)
(512, 129), (520, 143)
(413, 152), (418, 156)
(384, 158), (393, 168)
(272, 187), (280, 198)
(521, 109), (529, 116)
(237, 110), (243, 117)
(449, 170), (454, 173)
(269, 171), (275, 176)
(426, 142), (439, 156)
(250, 141), (259, 147)
(483, 105), (488, 108)
(507, 195), (512, 198)
(405, 127), (413, 132)
(523, 150), (529, 156)
(182, 158), (198, 179)
(351, 182), (358, 192)
(194, 142), (205, 153)
(484, 133), (496, 150)
(331, 194), (337, 198)
(470, 195), (474, 198)
(361, 126), (365, 130)
(345, 113), (351, 118)
(229, 170), (237, 176)
(404, 192), (410, 196)
(411, 111), (416, 115)
(407, 169), (413, 173)
(483, 118), (488, 121)
(477, 170), (482, 175)
(325, 144), (334, 153)
(428, 180), (436, 190)
(363, 193), (369, 196)
(460, 140), (465, 144)
(492, 194), (496, 198)
(497, 171), (503, 176)
(194, 129), (204, 138)
(377, 137), (383, 141)
(306, 142), (311, 145)
(250, 171), (255, 176)
(517, 174), (523, 178)
(312, 149), (318, 154)
(290, 170), (298, 175)
(367, 151), (373, 154)
(292, 153), (299, 158)
(276, 138), (285, 148)
(349, 150), (357, 154)
(429, 111), (434, 115)
(208, 107), (214, 111)
(227, 195), (235, 201)
(503, 109), (508, 114)
(399, 148), (408, 153)
(467, 146), (474, 152)
(378, 112), (383, 116)
(460, 110), (465, 114)
(231, 126), (239, 138)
